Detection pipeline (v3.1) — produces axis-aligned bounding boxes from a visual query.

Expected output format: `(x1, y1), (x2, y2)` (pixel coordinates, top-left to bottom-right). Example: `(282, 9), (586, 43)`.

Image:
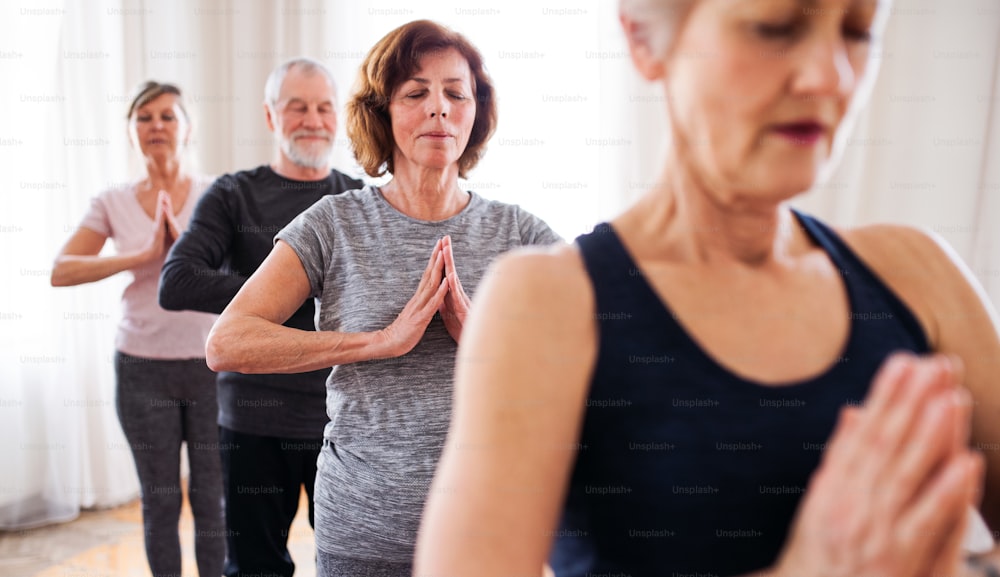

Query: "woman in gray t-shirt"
(207, 20), (561, 577)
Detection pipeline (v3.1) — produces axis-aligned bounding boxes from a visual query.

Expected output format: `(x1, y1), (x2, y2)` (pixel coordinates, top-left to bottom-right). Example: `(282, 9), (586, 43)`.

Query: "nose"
(428, 91), (449, 119)
(303, 105), (323, 128)
(794, 34), (857, 99)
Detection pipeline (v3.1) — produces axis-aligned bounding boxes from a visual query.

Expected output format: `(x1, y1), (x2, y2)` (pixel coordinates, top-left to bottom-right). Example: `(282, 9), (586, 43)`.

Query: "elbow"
(157, 266), (184, 311)
(158, 286), (181, 311)
(205, 326), (233, 372)
(50, 261), (71, 287)
(205, 318), (252, 373)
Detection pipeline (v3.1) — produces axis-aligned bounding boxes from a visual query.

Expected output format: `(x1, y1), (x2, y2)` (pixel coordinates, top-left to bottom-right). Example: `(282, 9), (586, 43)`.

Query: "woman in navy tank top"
(417, 1), (1000, 576)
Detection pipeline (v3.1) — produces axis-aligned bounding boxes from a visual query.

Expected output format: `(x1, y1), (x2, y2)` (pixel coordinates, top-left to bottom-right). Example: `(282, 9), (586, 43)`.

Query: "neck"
(632, 152), (795, 267)
(144, 157), (185, 189)
(271, 153), (330, 182)
(381, 162), (467, 221)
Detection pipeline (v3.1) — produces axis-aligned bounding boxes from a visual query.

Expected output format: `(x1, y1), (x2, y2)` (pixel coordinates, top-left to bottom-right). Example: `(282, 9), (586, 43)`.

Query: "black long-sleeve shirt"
(159, 165), (363, 439)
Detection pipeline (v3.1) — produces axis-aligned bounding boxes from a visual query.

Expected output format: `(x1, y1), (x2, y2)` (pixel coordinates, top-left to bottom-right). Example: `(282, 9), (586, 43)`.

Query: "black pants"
(219, 426), (322, 577)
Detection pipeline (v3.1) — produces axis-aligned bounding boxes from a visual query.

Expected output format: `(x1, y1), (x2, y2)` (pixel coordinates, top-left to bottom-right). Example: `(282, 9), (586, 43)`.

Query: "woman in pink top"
(51, 81), (225, 577)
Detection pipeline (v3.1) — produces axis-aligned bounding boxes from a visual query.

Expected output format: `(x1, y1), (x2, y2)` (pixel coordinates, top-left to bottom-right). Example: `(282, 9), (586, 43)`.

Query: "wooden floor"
(0, 487), (316, 577)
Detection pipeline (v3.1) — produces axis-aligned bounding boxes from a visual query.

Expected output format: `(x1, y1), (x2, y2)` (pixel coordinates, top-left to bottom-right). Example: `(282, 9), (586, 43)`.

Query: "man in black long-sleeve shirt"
(159, 57), (362, 577)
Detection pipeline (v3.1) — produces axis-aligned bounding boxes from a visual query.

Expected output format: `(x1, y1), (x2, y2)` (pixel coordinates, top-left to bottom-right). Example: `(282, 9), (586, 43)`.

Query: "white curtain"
(796, 1), (1000, 309)
(2, 0), (998, 529)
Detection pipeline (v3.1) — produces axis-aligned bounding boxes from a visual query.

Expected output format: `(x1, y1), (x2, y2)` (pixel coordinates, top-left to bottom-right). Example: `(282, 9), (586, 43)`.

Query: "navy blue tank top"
(551, 211), (929, 577)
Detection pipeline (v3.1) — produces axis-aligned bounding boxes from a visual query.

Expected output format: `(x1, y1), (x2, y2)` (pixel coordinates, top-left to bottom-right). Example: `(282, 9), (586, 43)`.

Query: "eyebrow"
(407, 77), (467, 85)
(284, 97), (334, 105)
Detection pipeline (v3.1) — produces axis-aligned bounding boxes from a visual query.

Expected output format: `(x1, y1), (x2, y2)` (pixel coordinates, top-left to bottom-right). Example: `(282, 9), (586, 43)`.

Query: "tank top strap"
(792, 209), (930, 351)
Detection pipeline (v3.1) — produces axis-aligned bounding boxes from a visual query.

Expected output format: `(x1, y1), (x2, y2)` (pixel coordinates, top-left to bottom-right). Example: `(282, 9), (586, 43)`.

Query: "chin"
(145, 150), (180, 163)
(412, 155), (458, 171)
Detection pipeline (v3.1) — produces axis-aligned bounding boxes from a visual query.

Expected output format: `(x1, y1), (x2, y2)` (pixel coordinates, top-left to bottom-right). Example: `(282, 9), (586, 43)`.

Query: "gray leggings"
(115, 351), (225, 577)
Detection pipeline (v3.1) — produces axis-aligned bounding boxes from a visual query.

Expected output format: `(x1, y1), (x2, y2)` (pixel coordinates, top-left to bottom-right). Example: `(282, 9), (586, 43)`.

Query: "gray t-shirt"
(276, 185), (562, 560)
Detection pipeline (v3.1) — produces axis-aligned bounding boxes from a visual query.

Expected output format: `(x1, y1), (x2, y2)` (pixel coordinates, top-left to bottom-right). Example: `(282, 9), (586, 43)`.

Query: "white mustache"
(291, 130), (332, 142)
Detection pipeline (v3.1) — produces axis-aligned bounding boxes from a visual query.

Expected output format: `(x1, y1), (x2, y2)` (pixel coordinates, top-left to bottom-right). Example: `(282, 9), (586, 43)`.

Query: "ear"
(264, 101), (277, 133)
(620, 13), (667, 81)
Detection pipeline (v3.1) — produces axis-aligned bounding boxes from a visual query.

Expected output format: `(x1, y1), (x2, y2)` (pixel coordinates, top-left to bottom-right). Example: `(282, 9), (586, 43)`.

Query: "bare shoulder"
(463, 241), (597, 382)
(483, 242), (593, 314)
(837, 222), (961, 282)
(838, 222), (994, 349)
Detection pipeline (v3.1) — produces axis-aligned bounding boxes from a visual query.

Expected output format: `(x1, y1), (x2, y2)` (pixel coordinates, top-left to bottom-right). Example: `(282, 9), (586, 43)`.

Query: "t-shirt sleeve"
(274, 199), (334, 298)
(518, 206), (563, 246)
(79, 191), (112, 237)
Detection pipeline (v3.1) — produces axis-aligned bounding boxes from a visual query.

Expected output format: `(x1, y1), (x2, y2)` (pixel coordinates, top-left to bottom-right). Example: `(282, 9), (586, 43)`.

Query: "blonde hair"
(126, 81), (188, 121)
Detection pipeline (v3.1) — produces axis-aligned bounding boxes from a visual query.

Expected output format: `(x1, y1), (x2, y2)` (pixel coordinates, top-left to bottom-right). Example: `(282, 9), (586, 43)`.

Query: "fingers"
(442, 235), (456, 276)
(780, 354), (978, 577)
(421, 277), (450, 319)
(159, 192), (181, 232)
(924, 504), (975, 577)
(821, 356), (912, 474)
(897, 452), (982, 573)
(165, 210), (182, 239)
(834, 357), (965, 543)
(441, 235), (470, 308)
(862, 352), (917, 422)
(853, 357), (959, 486)
(153, 195), (166, 225)
(420, 238), (445, 287)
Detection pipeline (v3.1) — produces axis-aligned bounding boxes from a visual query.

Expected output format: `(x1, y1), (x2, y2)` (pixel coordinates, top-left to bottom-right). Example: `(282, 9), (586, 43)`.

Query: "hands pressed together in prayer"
(141, 190), (182, 263)
(774, 354), (984, 577)
(380, 235), (471, 356)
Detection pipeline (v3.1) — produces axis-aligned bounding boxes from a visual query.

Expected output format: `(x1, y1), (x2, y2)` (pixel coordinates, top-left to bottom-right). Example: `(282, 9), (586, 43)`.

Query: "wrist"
(370, 328), (399, 360)
(128, 247), (154, 267)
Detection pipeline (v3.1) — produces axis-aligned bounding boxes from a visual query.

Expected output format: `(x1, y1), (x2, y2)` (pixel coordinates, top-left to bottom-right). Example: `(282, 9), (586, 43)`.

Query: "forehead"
(710, 0), (879, 14)
(135, 93), (181, 112)
(408, 48), (472, 82)
(278, 68), (336, 101)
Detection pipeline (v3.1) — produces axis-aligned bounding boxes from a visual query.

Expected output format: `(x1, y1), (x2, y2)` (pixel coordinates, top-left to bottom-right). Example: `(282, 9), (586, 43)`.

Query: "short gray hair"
(619, 0), (696, 57)
(263, 57), (338, 111)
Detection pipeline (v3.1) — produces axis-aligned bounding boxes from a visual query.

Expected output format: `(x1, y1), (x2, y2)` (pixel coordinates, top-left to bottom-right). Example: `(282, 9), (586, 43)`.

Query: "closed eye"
(755, 21), (800, 40)
(843, 27), (872, 42)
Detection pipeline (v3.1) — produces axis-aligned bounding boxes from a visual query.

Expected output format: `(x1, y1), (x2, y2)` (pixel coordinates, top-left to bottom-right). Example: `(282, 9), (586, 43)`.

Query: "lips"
(421, 131), (451, 139)
(773, 122), (825, 145)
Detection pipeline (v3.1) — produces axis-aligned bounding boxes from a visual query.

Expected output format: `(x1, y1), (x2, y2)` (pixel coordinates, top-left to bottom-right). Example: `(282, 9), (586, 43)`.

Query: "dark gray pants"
(115, 351), (226, 577)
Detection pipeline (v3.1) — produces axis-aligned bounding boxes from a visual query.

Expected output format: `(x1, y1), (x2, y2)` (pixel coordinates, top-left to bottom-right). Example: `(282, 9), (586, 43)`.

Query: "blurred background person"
(158, 57), (362, 577)
(51, 80), (225, 577)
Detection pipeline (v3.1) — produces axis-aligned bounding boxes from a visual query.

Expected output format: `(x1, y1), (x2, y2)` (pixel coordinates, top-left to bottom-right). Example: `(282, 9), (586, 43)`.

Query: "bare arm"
(51, 219), (166, 287)
(415, 245), (596, 577)
(926, 241), (1000, 533)
(206, 238), (449, 374)
(845, 225), (1000, 531)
